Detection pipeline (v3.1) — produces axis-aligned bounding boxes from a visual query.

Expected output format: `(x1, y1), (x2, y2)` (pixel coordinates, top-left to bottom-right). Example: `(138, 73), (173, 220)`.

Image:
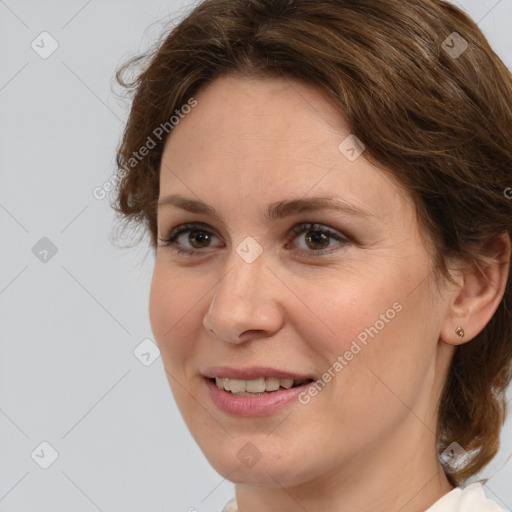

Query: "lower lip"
(205, 378), (312, 417)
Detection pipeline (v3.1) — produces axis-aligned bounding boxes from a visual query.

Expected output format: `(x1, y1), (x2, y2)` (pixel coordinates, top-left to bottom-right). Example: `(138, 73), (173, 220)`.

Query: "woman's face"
(150, 75), (454, 488)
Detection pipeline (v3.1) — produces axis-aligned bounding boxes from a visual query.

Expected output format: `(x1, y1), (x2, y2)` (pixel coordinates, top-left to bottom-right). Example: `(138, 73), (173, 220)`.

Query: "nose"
(202, 252), (284, 344)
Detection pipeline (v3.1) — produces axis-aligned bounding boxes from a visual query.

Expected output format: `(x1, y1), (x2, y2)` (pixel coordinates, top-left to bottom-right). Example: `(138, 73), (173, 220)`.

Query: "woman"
(114, 0), (512, 510)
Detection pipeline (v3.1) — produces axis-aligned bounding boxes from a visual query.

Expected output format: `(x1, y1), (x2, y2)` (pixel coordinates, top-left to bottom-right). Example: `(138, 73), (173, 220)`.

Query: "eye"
(157, 222), (222, 256)
(285, 222), (350, 256)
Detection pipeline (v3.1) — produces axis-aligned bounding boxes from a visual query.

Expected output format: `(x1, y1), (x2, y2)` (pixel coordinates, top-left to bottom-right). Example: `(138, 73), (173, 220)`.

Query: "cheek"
(288, 269), (404, 360)
(149, 265), (204, 367)
(288, 262), (439, 399)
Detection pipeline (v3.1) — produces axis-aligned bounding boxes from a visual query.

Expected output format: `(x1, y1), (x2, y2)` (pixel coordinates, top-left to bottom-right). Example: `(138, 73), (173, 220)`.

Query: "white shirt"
(426, 482), (505, 511)
(221, 482), (506, 511)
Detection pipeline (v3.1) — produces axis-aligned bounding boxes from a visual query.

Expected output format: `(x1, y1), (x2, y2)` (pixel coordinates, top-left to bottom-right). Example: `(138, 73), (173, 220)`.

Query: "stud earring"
(455, 326), (465, 340)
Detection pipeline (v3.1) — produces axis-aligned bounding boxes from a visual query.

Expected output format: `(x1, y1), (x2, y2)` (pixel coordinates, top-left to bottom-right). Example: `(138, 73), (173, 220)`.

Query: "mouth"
(202, 368), (316, 416)
(209, 376), (314, 396)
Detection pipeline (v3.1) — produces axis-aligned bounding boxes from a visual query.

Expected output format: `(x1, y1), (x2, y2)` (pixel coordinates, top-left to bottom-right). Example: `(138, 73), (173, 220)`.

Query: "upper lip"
(203, 366), (314, 381)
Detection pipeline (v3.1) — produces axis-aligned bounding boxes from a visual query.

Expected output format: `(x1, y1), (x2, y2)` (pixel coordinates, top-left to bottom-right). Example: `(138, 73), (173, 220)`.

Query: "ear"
(440, 232), (511, 346)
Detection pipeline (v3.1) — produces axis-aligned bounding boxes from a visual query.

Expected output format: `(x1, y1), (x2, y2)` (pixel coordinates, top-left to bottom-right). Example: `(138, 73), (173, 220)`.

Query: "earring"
(455, 326), (465, 340)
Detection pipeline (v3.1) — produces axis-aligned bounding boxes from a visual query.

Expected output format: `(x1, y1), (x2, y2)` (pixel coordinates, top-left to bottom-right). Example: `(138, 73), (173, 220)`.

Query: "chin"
(195, 434), (317, 488)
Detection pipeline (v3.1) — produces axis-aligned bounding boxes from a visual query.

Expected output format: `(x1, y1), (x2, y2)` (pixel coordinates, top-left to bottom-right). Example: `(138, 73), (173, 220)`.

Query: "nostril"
(239, 329), (265, 339)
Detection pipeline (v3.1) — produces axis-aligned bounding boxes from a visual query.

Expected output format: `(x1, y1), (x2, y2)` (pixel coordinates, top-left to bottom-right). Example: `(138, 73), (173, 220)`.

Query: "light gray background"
(1, 1), (511, 511)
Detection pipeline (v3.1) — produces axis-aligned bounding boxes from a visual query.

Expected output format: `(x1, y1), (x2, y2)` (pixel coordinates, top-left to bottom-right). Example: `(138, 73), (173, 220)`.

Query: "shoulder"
(459, 483), (506, 512)
(427, 482), (506, 512)
(221, 497), (237, 512)
(222, 483), (506, 512)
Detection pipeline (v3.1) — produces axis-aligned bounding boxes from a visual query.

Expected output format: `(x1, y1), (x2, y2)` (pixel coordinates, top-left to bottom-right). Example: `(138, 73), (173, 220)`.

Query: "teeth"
(214, 376), (306, 393)
(265, 377), (280, 391)
(280, 378), (294, 389)
(229, 379), (247, 394)
(246, 378), (265, 393)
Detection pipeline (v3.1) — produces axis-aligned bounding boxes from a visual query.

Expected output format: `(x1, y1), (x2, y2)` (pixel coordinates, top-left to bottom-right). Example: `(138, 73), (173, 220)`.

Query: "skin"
(149, 74), (510, 512)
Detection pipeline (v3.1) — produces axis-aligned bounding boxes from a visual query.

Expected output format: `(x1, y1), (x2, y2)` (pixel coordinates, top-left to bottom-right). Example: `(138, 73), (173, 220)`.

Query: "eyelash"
(157, 222), (351, 258)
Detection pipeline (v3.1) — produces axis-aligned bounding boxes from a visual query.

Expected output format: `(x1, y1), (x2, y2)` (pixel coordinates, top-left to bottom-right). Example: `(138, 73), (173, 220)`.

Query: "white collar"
(222, 482), (505, 512)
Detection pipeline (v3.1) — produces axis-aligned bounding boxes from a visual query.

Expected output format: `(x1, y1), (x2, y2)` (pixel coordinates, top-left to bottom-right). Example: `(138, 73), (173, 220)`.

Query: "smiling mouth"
(209, 377), (314, 396)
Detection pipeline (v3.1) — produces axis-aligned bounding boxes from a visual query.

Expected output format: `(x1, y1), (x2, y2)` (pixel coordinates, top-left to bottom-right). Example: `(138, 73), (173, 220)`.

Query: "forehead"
(159, 74), (414, 224)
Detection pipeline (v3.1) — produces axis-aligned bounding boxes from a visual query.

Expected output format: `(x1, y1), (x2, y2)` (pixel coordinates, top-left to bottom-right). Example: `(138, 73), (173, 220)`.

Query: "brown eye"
(188, 230), (212, 248)
(157, 222), (222, 255)
(286, 222), (351, 256)
(304, 231), (330, 250)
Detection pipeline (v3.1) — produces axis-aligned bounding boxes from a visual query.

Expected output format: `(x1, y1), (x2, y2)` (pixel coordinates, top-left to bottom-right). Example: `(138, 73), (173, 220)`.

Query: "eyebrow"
(157, 194), (375, 221)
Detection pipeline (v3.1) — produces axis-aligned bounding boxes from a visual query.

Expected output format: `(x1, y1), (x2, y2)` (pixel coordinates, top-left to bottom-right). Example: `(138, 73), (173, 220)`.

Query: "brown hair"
(114, 0), (512, 486)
